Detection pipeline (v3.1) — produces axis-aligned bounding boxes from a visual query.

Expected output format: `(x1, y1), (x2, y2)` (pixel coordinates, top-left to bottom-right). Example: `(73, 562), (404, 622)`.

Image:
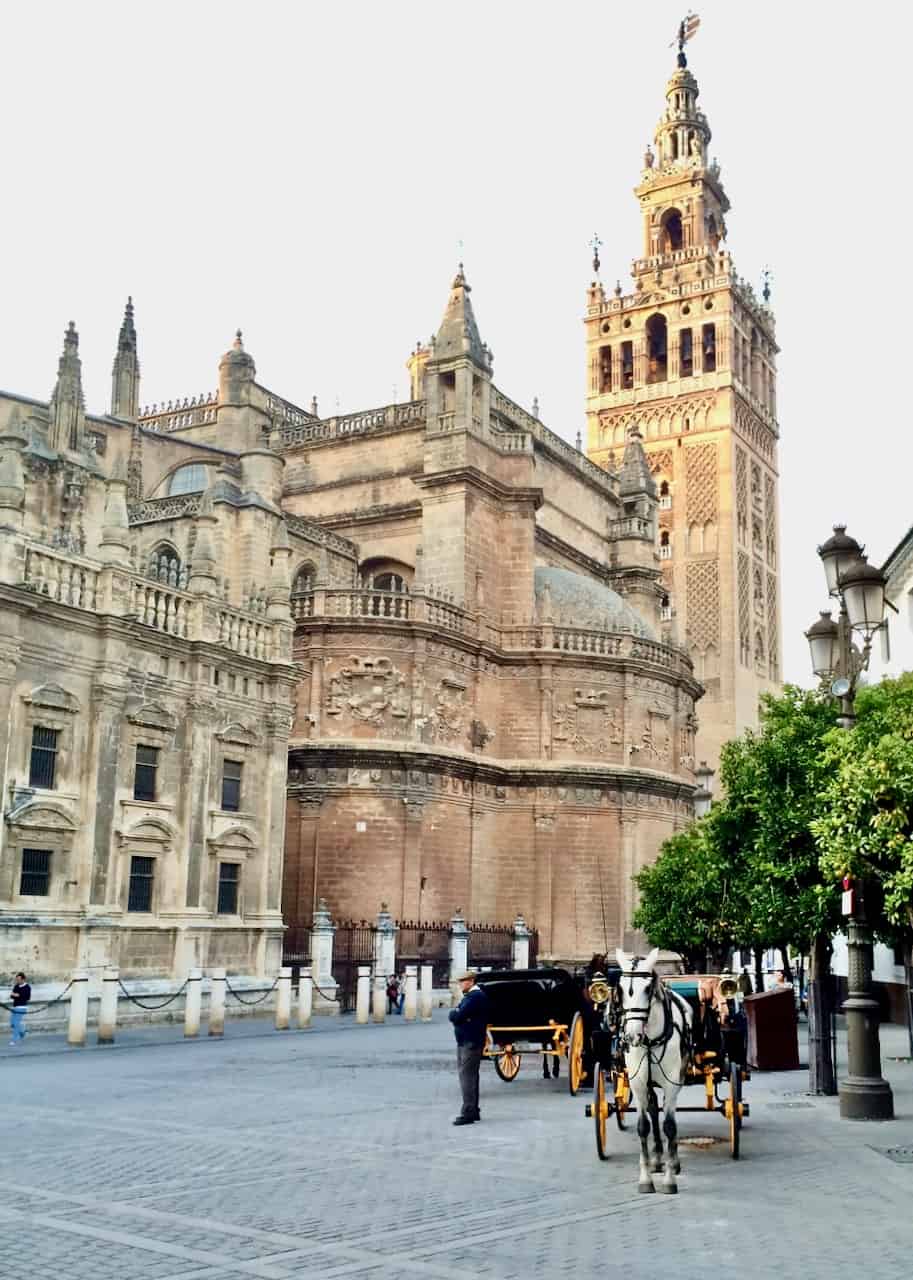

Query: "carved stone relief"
(324, 656), (410, 730)
(552, 689), (623, 756)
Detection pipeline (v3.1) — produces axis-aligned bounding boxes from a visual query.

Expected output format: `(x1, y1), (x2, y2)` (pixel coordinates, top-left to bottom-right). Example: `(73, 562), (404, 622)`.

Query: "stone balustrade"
(24, 546), (99, 609)
(130, 578), (192, 637)
(279, 399), (425, 448)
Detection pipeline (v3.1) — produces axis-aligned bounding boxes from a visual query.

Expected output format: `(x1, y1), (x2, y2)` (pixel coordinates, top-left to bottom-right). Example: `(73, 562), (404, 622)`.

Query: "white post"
(311, 898), (339, 1011)
(209, 968), (226, 1037)
(372, 969), (386, 1023)
(97, 967), (119, 1044)
(449, 910), (469, 1006)
(355, 965), (371, 1024)
(67, 969), (89, 1046)
(403, 964), (418, 1021)
(275, 966), (292, 1030)
(183, 967), (202, 1037)
(511, 914), (531, 970)
(373, 903), (398, 986)
(297, 967), (313, 1029)
(419, 963), (433, 1021)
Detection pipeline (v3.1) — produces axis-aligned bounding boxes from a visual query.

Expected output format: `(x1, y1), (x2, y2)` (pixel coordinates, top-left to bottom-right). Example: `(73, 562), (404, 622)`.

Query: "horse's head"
(615, 947), (661, 1048)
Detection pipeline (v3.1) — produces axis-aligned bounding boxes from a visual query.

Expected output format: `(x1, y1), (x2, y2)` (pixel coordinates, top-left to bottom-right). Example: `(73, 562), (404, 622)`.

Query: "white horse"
(615, 948), (693, 1194)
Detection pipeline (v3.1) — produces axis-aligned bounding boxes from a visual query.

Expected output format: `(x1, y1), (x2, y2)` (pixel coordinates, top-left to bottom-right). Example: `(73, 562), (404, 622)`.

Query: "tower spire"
(49, 321), (86, 453)
(111, 295), (140, 420)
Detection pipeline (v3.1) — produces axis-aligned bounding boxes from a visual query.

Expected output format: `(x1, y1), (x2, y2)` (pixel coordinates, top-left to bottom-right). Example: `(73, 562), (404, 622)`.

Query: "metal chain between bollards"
(0, 979), (75, 1014)
(224, 976), (279, 1006)
(117, 979), (189, 1010)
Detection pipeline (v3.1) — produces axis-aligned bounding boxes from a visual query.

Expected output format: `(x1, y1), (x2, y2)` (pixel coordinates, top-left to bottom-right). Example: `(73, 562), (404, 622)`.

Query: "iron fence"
(396, 920), (450, 988)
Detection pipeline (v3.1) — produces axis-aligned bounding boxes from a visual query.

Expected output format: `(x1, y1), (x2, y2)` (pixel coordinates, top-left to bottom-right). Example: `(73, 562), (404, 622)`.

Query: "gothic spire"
(431, 265), (489, 368)
(111, 296), (140, 420)
(617, 425), (656, 499)
(49, 321), (86, 452)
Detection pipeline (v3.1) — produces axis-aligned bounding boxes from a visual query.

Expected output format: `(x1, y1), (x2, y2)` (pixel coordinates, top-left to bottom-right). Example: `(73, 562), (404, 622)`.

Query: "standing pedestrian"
(9, 972), (31, 1046)
(449, 970), (489, 1126)
(396, 973), (406, 1015)
(737, 967), (753, 997)
(386, 974), (400, 1015)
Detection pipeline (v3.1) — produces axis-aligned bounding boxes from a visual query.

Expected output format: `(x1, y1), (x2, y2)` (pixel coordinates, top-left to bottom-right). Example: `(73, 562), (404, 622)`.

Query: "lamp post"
(805, 524), (894, 1120)
(693, 760), (715, 818)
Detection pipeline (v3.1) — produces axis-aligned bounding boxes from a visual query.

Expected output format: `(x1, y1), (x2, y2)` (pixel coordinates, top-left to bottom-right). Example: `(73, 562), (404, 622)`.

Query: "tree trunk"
(781, 948), (793, 984)
(904, 939), (913, 1060)
(807, 933), (836, 1095)
(753, 947), (765, 994)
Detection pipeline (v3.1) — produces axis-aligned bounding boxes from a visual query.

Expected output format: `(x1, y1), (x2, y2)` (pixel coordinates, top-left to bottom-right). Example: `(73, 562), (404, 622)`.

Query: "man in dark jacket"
(9, 972), (31, 1046)
(449, 970), (489, 1126)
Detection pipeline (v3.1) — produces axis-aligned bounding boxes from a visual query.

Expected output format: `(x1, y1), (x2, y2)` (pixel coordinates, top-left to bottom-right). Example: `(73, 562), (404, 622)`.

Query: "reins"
(617, 970), (689, 1089)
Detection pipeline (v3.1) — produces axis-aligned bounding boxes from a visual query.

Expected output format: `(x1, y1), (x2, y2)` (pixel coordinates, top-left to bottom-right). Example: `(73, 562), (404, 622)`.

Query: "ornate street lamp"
(693, 760), (714, 818)
(810, 525), (893, 1121)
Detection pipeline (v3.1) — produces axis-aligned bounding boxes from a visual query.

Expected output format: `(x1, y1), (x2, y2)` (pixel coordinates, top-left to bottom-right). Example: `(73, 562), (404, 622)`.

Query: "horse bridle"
(618, 969), (672, 1050)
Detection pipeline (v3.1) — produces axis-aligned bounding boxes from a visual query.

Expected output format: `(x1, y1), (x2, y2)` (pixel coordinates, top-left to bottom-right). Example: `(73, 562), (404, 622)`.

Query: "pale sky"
(2, 1), (909, 686)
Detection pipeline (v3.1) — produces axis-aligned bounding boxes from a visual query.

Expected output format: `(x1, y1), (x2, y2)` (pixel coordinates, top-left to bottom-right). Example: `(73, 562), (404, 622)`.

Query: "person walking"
(9, 972), (31, 1046)
(449, 970), (489, 1126)
(737, 967), (753, 997)
(386, 974), (400, 1015)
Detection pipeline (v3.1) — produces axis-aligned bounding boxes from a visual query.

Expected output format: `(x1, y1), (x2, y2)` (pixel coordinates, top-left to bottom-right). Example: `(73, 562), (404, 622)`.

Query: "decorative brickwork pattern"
(685, 560), (720, 650)
(767, 572), (778, 680)
(685, 443), (718, 523)
(735, 446), (748, 546)
(646, 449), (675, 476)
(738, 551), (751, 666)
(765, 473), (776, 566)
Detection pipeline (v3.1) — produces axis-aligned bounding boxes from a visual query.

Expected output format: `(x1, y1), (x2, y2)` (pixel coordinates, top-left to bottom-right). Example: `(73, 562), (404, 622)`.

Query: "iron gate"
(333, 922), (375, 1011)
(396, 920), (450, 987)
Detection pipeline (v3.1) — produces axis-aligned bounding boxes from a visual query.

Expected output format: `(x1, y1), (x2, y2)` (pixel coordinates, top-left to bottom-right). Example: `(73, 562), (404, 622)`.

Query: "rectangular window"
(621, 341), (634, 390)
(133, 745), (159, 802)
(20, 848), (51, 896)
(29, 726), (59, 789)
(599, 345), (612, 392)
(221, 760), (243, 812)
(127, 856), (155, 912)
(217, 862), (240, 914)
(702, 323), (717, 372)
(680, 328), (693, 378)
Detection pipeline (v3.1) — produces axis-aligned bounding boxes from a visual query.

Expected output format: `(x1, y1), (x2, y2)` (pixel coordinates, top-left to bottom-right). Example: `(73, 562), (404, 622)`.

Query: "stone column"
(403, 965), (418, 1021)
(311, 898), (339, 1011)
(372, 970), (386, 1023)
(373, 903), (397, 981)
(208, 968), (226, 1037)
(619, 812), (638, 951)
(294, 795), (324, 928)
(297, 967), (313, 1029)
(419, 963), (433, 1021)
(511, 914), (531, 970)
(97, 967), (119, 1044)
(184, 967), (202, 1038)
(533, 810), (556, 956)
(401, 798), (425, 919)
(67, 969), (89, 1046)
(275, 966), (292, 1030)
(355, 966), (371, 1024)
(449, 910), (469, 1005)
(86, 679), (128, 906)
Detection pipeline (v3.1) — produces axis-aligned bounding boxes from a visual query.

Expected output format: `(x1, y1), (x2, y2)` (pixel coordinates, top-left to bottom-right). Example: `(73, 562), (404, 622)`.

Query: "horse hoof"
(657, 1183), (678, 1195)
(638, 1181), (655, 1194)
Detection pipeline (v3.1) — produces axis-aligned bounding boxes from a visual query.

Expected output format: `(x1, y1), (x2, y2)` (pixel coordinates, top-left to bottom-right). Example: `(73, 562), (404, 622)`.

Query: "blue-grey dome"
(534, 566), (655, 640)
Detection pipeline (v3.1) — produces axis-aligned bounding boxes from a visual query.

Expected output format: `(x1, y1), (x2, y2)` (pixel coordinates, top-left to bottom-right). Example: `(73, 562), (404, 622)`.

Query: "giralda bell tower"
(585, 34), (782, 771)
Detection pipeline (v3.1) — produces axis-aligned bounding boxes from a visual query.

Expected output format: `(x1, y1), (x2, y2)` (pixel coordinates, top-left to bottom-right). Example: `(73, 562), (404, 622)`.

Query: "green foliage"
(813, 674), (913, 935)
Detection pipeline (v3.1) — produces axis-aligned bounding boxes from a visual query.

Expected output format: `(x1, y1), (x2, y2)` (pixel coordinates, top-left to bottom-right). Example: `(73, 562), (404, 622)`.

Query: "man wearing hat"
(449, 970), (490, 1126)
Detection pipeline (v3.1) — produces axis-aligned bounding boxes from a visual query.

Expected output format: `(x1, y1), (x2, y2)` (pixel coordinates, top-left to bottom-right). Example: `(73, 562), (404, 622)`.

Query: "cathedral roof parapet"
(278, 399), (425, 449)
(490, 387), (617, 497)
(139, 392), (218, 432)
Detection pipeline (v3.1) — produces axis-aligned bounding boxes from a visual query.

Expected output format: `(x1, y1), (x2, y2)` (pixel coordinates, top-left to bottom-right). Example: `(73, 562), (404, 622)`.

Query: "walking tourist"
(9, 972), (30, 1045)
(738, 967), (753, 996)
(386, 974), (400, 1015)
(449, 970), (489, 1126)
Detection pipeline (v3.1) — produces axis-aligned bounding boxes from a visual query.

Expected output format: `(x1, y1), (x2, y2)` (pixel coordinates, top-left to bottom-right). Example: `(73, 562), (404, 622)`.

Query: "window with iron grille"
(217, 862), (240, 914)
(127, 856), (155, 912)
(133, 744), (159, 802)
(221, 760), (242, 812)
(20, 848), (51, 896)
(29, 726), (59, 789)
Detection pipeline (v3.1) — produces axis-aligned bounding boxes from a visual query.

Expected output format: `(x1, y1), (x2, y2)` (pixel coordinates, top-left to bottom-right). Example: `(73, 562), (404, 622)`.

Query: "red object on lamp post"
(841, 875), (855, 916)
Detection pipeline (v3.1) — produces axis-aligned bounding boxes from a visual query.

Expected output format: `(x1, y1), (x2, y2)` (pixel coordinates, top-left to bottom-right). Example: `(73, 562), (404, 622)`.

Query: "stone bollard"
(419, 964), (433, 1021)
(67, 969), (90, 1046)
(275, 966), (292, 1031)
(449, 910), (469, 1006)
(297, 967), (313, 1029)
(511, 913), (531, 970)
(355, 966), (371, 1025)
(372, 969), (386, 1023)
(209, 969), (226, 1037)
(97, 967), (120, 1045)
(184, 968), (202, 1038)
(403, 965), (418, 1021)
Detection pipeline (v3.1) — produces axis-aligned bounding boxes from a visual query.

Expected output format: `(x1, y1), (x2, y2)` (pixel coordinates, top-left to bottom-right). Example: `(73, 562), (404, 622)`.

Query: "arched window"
(291, 563), (316, 619)
(659, 530), (672, 560)
(660, 208), (683, 253)
(359, 560), (413, 619)
(659, 480), (672, 510)
(372, 572), (408, 594)
(702, 323), (717, 373)
(167, 463), (209, 495)
(679, 328), (694, 378)
(645, 314), (668, 384)
(661, 594), (673, 621)
(148, 544), (181, 587)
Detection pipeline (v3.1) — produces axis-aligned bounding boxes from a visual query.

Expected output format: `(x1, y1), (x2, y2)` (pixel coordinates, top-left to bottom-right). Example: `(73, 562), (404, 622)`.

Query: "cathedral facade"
(585, 58), (782, 769)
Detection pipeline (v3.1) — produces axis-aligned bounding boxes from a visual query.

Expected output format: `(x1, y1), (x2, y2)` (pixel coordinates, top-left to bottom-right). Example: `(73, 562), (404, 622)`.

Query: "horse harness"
(618, 970), (691, 1088)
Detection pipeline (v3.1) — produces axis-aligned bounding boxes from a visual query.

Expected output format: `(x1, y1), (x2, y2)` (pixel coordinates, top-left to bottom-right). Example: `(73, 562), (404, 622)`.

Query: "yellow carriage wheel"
(613, 1067), (632, 1130)
(494, 1046), (522, 1082)
(728, 1062), (742, 1159)
(568, 1012), (585, 1096)
(594, 1064), (610, 1161)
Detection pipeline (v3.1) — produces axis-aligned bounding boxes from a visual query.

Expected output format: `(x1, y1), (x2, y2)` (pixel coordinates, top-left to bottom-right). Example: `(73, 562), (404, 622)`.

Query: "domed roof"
(534, 566), (655, 640)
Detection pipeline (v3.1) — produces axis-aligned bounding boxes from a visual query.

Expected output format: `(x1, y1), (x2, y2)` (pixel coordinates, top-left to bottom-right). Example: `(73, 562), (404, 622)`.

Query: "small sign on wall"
(356, 821), (367, 833)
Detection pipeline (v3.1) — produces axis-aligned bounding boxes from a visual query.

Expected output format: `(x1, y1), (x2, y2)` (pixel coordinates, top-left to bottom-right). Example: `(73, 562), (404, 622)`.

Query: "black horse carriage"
(475, 966), (620, 1096)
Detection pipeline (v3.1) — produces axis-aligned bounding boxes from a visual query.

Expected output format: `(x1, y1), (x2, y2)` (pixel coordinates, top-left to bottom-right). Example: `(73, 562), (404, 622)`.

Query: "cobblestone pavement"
(1, 1013), (912, 1280)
